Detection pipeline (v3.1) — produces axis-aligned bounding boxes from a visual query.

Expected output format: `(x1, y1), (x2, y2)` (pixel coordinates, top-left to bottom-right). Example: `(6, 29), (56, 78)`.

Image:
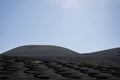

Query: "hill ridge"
(3, 45), (79, 57)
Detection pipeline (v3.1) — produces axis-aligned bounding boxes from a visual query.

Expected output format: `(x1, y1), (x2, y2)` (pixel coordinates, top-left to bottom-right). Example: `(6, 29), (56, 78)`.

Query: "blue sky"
(0, 0), (120, 53)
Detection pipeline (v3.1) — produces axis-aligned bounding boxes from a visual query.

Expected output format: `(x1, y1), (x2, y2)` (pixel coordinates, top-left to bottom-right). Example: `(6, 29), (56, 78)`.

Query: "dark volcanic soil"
(3, 45), (79, 57)
(0, 45), (120, 80)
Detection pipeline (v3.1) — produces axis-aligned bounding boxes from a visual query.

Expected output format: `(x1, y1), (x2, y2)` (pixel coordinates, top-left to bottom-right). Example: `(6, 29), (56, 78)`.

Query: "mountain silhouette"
(3, 45), (79, 57)
(1, 45), (120, 66)
(79, 48), (120, 67)
(0, 45), (120, 80)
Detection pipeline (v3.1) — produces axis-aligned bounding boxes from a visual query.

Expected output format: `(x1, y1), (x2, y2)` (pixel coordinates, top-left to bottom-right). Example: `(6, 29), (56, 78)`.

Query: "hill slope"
(2, 45), (120, 67)
(3, 45), (80, 57)
(79, 48), (120, 66)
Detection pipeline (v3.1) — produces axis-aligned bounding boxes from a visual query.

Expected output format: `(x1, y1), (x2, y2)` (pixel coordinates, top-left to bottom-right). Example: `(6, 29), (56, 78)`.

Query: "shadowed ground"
(0, 45), (120, 80)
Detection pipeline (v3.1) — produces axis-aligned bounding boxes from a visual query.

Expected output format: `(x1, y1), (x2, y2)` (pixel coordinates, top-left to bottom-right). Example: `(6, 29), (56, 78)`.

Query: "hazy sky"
(0, 0), (120, 53)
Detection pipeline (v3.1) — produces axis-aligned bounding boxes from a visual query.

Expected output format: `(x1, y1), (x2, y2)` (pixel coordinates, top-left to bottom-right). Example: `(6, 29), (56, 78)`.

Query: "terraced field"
(0, 56), (120, 80)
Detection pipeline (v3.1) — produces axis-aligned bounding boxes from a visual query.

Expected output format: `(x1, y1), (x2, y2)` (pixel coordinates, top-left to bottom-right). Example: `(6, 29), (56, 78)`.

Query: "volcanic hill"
(3, 45), (80, 57)
(0, 45), (120, 80)
(2, 45), (120, 67)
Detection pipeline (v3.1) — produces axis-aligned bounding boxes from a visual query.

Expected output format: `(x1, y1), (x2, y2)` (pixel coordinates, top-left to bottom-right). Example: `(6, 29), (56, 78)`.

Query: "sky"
(0, 0), (120, 53)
